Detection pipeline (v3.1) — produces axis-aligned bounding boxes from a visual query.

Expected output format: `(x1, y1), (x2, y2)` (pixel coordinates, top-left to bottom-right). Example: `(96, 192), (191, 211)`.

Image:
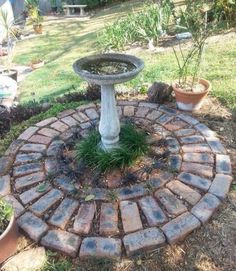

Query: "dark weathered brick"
(0, 156), (13, 176)
(191, 193), (221, 223)
(116, 184), (148, 200)
(195, 123), (216, 137)
(135, 107), (150, 118)
(49, 198), (79, 229)
(209, 174), (232, 200)
(168, 155), (182, 171)
(138, 196), (167, 226)
(146, 110), (162, 121)
(41, 230), (81, 257)
(183, 153), (214, 164)
(45, 159), (60, 175)
(85, 108), (99, 120)
(162, 212), (200, 244)
(20, 144), (46, 153)
(216, 154), (232, 175)
(18, 212), (48, 241)
(30, 189), (63, 216)
(182, 144), (212, 153)
(177, 172), (211, 192)
(154, 188), (187, 216)
(147, 171), (173, 189)
(180, 135), (205, 145)
(175, 129), (196, 137)
(73, 203), (96, 234)
(166, 180), (201, 205)
(13, 163), (43, 177)
(206, 137), (226, 154)
(178, 114), (199, 125)
(120, 201), (143, 233)
(15, 172), (45, 191)
(139, 102), (158, 109)
(19, 184), (51, 205)
(47, 140), (65, 157)
(100, 203), (119, 235)
(5, 140), (24, 157)
(166, 137), (180, 153)
(54, 175), (75, 193)
(14, 153), (43, 165)
(79, 237), (121, 260)
(157, 114), (174, 125)
(123, 228), (166, 256)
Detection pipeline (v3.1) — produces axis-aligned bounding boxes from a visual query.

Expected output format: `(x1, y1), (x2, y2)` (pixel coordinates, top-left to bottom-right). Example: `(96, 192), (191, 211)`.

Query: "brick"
(157, 114), (174, 125)
(60, 129), (77, 142)
(51, 121), (69, 133)
(154, 188), (187, 216)
(153, 124), (172, 137)
(19, 184), (51, 205)
(79, 237), (121, 260)
(73, 203), (96, 234)
(5, 140), (24, 157)
(182, 144), (212, 153)
(162, 212), (200, 244)
(0, 156), (13, 176)
(216, 154), (232, 174)
(195, 123), (216, 137)
(146, 110), (162, 120)
(47, 140), (65, 157)
(177, 172), (211, 192)
(14, 153), (43, 165)
(58, 109), (76, 118)
(29, 135), (52, 145)
(20, 143), (46, 153)
(178, 114), (199, 125)
(41, 230), (81, 257)
(79, 121), (92, 130)
(159, 105), (178, 115)
(77, 103), (96, 111)
(0, 175), (11, 196)
(206, 137), (226, 154)
(100, 203), (119, 235)
(49, 198), (79, 229)
(54, 175), (75, 193)
(116, 184), (147, 201)
(166, 137), (180, 153)
(191, 193), (221, 223)
(45, 159), (60, 175)
(86, 188), (108, 201)
(124, 106), (135, 116)
(166, 180), (201, 205)
(135, 106), (149, 118)
(38, 128), (60, 138)
(180, 135), (205, 145)
(120, 201), (143, 233)
(17, 212), (48, 241)
(85, 108), (99, 120)
(36, 117), (58, 127)
(168, 155), (182, 171)
(183, 153), (214, 164)
(181, 162), (213, 178)
(147, 171), (173, 189)
(164, 119), (187, 131)
(139, 102), (158, 109)
(18, 127), (39, 140)
(138, 196), (167, 226)
(3, 195), (24, 217)
(13, 163), (43, 177)
(175, 128), (196, 137)
(123, 228), (166, 256)
(209, 174), (232, 200)
(30, 189), (63, 216)
(15, 172), (45, 191)
(72, 112), (89, 123)
(118, 100), (138, 106)
(61, 116), (78, 127)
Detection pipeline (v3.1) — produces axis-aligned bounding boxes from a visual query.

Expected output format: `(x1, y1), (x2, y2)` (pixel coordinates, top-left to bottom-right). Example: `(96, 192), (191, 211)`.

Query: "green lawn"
(14, 0), (236, 111)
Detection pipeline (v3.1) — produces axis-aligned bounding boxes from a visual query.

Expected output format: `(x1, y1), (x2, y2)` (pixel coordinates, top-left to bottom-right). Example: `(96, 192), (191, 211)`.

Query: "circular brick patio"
(0, 100), (233, 259)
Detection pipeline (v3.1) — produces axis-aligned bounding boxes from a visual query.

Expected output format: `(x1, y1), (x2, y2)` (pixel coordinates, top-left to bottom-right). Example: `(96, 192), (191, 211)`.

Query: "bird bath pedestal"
(73, 54), (144, 150)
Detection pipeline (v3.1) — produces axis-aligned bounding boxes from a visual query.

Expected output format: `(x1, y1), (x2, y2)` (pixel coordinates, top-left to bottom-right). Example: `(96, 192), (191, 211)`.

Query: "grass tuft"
(76, 123), (149, 172)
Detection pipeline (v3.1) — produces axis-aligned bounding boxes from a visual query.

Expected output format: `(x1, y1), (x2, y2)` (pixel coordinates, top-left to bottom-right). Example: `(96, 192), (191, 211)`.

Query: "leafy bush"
(98, 1), (172, 50)
(0, 199), (13, 235)
(76, 123), (149, 172)
(213, 0), (236, 26)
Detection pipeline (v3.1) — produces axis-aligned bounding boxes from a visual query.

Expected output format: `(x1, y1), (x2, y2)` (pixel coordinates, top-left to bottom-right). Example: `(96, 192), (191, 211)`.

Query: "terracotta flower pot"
(33, 24), (43, 34)
(172, 78), (211, 111)
(0, 216), (18, 263)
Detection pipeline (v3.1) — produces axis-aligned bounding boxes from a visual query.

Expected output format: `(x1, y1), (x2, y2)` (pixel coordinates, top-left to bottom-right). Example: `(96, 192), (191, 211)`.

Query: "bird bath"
(73, 53), (144, 150)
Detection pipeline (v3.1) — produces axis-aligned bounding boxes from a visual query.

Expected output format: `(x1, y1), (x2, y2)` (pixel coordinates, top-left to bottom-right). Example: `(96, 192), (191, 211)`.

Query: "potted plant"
(0, 10), (18, 81)
(0, 199), (18, 263)
(27, 4), (43, 34)
(30, 58), (44, 69)
(172, 0), (214, 111)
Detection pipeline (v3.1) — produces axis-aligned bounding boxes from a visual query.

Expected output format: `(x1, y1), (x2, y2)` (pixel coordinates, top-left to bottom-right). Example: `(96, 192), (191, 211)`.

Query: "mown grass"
(14, 0), (236, 111)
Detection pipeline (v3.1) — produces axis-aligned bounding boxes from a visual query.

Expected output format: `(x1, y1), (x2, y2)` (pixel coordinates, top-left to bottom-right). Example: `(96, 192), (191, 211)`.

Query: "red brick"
(183, 153), (214, 164)
(164, 119), (187, 131)
(85, 108), (99, 120)
(38, 128), (60, 138)
(36, 117), (58, 127)
(181, 162), (213, 178)
(123, 106), (135, 116)
(135, 106), (149, 118)
(182, 144), (212, 153)
(175, 129), (196, 137)
(18, 127), (39, 140)
(51, 120), (69, 133)
(120, 201), (143, 233)
(146, 110), (162, 120)
(216, 154), (232, 175)
(58, 109), (76, 118)
(209, 174), (232, 200)
(100, 203), (119, 235)
(29, 135), (52, 145)
(61, 116), (79, 127)
(72, 112), (89, 123)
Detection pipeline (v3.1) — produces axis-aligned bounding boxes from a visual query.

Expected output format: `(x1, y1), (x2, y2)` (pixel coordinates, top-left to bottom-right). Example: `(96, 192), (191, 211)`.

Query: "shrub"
(212, 0), (236, 26)
(76, 123), (149, 172)
(98, 1), (172, 50)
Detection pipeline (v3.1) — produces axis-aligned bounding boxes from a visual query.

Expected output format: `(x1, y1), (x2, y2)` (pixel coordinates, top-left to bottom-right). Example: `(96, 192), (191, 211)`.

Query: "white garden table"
(63, 5), (87, 16)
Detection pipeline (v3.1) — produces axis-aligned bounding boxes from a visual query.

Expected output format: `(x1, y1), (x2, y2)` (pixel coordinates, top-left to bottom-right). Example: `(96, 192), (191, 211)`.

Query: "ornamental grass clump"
(76, 123), (149, 172)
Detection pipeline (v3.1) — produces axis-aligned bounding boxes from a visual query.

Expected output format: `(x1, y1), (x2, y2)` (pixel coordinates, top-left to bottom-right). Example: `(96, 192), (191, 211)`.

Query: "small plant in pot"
(27, 5), (43, 34)
(0, 199), (18, 263)
(0, 10), (18, 81)
(172, 0), (215, 111)
(30, 57), (44, 69)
